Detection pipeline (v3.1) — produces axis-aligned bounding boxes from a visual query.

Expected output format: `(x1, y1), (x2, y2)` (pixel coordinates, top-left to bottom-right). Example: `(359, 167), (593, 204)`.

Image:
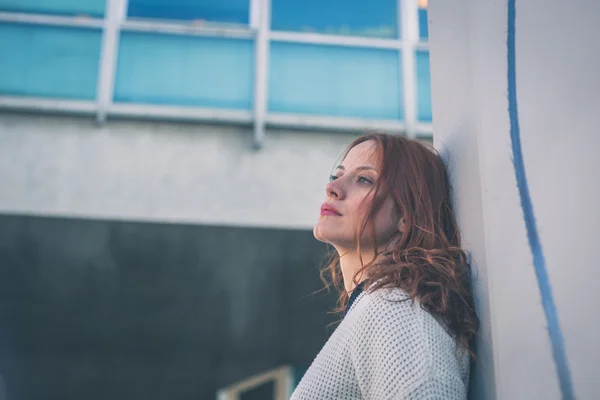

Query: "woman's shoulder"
(347, 284), (470, 386)
(345, 285), (427, 347)
(350, 284), (455, 343)
(347, 284), (464, 359)
(342, 285), (469, 397)
(350, 284), (415, 317)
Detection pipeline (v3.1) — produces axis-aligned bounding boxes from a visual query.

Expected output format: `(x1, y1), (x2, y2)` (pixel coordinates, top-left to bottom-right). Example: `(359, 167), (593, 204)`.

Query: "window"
(127, 0), (250, 25)
(269, 43), (403, 120)
(114, 33), (254, 109)
(0, 0), (431, 135)
(0, 0), (106, 17)
(0, 23), (101, 99)
(418, 5), (428, 40)
(415, 50), (431, 122)
(271, 0), (398, 39)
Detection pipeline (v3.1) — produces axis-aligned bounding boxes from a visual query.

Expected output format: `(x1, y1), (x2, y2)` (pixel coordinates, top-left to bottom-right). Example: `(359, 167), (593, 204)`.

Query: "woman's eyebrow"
(335, 165), (378, 172)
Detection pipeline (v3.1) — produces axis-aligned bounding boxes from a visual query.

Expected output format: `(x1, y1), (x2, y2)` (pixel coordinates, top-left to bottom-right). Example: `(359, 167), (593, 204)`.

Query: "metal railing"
(216, 365), (294, 400)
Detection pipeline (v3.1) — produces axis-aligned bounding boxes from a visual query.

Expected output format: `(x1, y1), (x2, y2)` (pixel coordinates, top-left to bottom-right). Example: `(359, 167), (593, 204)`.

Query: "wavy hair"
(320, 132), (478, 358)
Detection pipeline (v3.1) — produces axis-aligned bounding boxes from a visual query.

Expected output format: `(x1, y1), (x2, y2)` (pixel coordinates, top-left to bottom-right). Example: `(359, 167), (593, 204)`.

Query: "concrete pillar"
(429, 0), (600, 399)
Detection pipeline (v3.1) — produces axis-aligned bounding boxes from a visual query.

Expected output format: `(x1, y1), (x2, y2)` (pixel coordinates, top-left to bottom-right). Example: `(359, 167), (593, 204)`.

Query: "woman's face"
(314, 140), (401, 252)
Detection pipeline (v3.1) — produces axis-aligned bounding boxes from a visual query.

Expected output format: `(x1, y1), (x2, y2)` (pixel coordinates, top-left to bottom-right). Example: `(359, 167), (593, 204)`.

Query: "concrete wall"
(429, 0), (600, 399)
(0, 214), (337, 400)
(0, 112), (361, 229)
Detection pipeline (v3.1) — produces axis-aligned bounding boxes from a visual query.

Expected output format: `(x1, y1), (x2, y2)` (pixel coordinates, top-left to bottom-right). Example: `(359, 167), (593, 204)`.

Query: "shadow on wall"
(0, 214), (337, 400)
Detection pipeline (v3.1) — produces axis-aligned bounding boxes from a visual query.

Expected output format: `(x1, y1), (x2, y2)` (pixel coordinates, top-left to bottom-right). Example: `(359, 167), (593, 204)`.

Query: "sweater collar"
(345, 281), (366, 315)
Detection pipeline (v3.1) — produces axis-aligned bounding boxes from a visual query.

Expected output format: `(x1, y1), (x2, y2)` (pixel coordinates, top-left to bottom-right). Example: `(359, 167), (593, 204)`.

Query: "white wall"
(430, 0), (600, 399)
(427, 2), (497, 398)
(0, 112), (361, 229)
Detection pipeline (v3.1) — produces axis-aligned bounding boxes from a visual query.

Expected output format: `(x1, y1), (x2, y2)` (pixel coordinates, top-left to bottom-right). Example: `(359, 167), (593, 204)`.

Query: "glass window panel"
(0, 23), (101, 100)
(127, 0), (249, 24)
(271, 0), (397, 39)
(115, 32), (254, 109)
(416, 50), (431, 122)
(418, 7), (428, 40)
(269, 42), (403, 120)
(0, 0), (105, 17)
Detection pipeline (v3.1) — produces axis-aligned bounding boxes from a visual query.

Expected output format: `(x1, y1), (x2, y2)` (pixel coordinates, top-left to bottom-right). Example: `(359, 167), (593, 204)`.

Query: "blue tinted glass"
(419, 8), (428, 40)
(127, 0), (249, 24)
(115, 32), (254, 109)
(269, 43), (402, 120)
(416, 51), (431, 122)
(271, 0), (397, 38)
(0, 0), (105, 17)
(0, 23), (101, 99)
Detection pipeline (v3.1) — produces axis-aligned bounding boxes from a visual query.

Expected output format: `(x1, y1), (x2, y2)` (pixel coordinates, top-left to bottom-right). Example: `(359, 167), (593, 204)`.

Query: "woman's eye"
(329, 175), (338, 182)
(358, 176), (373, 184)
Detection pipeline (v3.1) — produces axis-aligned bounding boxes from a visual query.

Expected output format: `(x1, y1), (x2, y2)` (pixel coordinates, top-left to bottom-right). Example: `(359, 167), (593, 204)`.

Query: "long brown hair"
(320, 132), (478, 357)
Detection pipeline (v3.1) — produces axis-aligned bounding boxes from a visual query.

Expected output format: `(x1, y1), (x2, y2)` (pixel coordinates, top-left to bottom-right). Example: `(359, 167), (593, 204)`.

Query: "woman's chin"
(313, 222), (336, 244)
(313, 225), (327, 243)
(313, 224), (345, 247)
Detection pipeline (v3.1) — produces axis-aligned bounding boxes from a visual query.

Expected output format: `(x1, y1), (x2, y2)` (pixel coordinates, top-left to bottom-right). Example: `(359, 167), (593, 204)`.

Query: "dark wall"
(0, 214), (338, 400)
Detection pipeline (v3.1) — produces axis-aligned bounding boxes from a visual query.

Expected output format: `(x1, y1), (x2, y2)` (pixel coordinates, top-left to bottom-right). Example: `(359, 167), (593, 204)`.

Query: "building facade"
(0, 0), (431, 229)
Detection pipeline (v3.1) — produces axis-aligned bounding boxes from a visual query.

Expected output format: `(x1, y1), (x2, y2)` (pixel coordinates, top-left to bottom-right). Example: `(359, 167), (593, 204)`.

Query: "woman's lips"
(321, 210), (340, 216)
(320, 203), (342, 216)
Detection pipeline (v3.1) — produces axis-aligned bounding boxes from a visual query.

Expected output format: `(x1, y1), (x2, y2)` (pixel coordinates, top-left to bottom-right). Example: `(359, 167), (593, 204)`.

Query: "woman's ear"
(397, 217), (406, 233)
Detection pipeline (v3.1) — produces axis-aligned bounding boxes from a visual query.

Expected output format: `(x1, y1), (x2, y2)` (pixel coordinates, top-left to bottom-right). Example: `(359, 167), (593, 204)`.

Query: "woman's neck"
(338, 248), (374, 293)
(338, 238), (399, 292)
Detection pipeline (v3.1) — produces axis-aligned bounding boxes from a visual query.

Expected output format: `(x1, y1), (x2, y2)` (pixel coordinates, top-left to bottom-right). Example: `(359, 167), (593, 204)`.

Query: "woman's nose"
(326, 179), (344, 200)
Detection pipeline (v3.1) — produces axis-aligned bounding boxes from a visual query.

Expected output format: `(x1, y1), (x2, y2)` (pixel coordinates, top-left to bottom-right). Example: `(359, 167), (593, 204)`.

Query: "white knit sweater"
(291, 287), (470, 400)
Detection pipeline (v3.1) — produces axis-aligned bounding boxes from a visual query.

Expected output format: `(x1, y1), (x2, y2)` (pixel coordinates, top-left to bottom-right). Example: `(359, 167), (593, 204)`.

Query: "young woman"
(291, 133), (478, 399)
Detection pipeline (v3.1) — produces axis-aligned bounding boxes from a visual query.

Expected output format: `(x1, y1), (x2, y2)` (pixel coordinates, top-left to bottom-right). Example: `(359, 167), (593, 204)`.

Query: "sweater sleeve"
(348, 290), (466, 400)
